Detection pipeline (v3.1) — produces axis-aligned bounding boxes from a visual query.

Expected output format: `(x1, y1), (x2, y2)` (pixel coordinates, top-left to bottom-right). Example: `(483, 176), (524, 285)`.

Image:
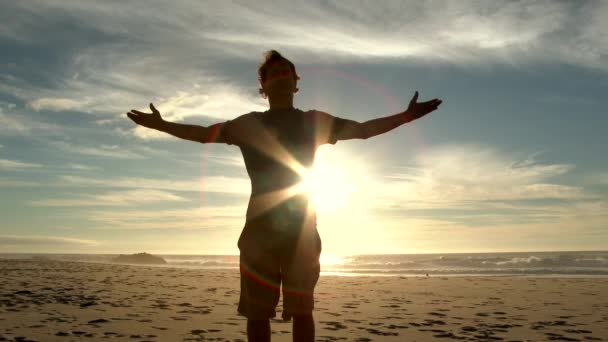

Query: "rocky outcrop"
(112, 252), (166, 265)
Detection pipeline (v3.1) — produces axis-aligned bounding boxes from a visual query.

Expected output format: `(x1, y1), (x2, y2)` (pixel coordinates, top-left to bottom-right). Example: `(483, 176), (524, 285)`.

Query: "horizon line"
(1, 249), (607, 256)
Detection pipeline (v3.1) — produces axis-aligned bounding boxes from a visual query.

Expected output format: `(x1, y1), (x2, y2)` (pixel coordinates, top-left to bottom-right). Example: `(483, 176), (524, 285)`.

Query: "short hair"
(257, 50), (300, 90)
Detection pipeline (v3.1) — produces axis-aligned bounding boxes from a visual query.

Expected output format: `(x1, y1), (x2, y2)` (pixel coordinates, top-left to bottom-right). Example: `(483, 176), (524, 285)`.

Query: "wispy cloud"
(86, 205), (246, 230)
(594, 173), (608, 185)
(28, 97), (84, 112)
(68, 163), (98, 171)
(204, 154), (246, 168)
(49, 141), (145, 159)
(1, 109), (37, 134)
(0, 178), (40, 187)
(331, 144), (607, 231)
(130, 88), (268, 140)
(0, 158), (42, 169)
(0, 235), (100, 247)
(1, 1), (605, 126)
(152, 88), (267, 122)
(59, 174), (250, 194)
(367, 145), (587, 208)
(30, 189), (188, 207)
(0, 105), (62, 136)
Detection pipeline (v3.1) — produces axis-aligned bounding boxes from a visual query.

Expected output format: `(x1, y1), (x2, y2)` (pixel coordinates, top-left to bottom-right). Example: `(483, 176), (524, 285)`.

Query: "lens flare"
(298, 161), (355, 213)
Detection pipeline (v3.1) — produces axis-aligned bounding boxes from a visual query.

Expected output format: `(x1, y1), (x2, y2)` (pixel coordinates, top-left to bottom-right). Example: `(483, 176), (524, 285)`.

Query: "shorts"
(237, 224), (321, 320)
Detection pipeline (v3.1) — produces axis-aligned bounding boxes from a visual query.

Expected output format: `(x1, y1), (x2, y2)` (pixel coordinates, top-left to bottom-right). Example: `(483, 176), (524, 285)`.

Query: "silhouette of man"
(127, 50), (442, 342)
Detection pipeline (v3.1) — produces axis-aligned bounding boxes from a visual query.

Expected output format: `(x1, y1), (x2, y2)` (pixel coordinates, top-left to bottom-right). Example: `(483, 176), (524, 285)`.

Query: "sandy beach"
(1, 259), (607, 341)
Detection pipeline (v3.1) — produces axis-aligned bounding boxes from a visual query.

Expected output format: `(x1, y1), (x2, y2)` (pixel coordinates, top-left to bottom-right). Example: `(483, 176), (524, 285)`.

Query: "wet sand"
(1, 259), (607, 341)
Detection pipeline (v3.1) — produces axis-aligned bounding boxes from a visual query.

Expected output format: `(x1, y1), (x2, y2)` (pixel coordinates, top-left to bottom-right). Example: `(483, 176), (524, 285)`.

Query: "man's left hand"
(406, 91), (442, 119)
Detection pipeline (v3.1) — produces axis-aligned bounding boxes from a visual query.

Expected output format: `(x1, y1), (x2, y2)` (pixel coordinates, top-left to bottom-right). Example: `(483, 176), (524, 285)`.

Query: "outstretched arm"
(335, 91), (442, 140)
(126, 103), (226, 143)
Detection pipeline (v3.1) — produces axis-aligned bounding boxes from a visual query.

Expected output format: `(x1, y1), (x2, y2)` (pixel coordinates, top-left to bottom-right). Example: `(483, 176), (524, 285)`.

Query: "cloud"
(50, 141), (145, 159)
(0, 158), (43, 169)
(87, 205), (246, 230)
(368, 145), (586, 207)
(28, 97), (84, 112)
(129, 88), (268, 140)
(68, 163), (98, 171)
(319, 194), (608, 254)
(152, 89), (267, 121)
(320, 144), (608, 231)
(30, 189), (189, 207)
(0, 235), (100, 247)
(0, 105), (62, 136)
(204, 154), (246, 168)
(188, 1), (574, 61)
(1, 1), (605, 128)
(593, 173), (608, 185)
(0, 178), (40, 187)
(58, 174), (250, 194)
(0, 108), (35, 133)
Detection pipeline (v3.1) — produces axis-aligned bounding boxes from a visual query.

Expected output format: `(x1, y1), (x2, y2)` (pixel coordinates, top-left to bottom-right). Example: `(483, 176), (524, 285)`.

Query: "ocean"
(2, 251), (607, 277)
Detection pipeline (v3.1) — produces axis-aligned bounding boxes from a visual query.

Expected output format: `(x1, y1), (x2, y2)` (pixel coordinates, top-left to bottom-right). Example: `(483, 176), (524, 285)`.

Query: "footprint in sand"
(544, 332), (582, 341)
(317, 336), (347, 341)
(345, 319), (361, 323)
(320, 321), (347, 330)
(214, 321), (239, 326)
(423, 319), (446, 326)
(87, 318), (110, 324)
(433, 332), (464, 339)
(386, 324), (408, 330)
(564, 329), (592, 334)
(357, 327), (399, 336)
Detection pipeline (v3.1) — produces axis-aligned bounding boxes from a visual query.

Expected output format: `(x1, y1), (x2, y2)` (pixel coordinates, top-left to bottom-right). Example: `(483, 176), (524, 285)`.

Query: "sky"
(0, 0), (607, 255)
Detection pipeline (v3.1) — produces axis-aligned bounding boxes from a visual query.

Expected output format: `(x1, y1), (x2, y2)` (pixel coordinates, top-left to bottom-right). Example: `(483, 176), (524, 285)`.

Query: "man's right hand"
(126, 103), (164, 129)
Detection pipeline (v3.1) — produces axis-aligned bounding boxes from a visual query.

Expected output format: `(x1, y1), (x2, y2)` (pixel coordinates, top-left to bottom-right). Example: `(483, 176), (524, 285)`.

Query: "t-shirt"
(218, 108), (350, 251)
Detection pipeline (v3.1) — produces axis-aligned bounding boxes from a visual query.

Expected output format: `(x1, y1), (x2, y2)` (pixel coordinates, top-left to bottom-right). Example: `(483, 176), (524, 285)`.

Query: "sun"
(298, 155), (356, 213)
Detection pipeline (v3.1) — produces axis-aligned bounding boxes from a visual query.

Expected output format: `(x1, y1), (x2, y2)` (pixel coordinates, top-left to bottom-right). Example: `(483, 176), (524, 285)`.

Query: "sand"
(1, 259), (607, 341)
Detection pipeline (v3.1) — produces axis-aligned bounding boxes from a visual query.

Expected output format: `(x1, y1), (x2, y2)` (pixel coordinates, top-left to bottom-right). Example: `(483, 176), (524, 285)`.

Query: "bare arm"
(336, 91), (442, 140)
(126, 103), (226, 143)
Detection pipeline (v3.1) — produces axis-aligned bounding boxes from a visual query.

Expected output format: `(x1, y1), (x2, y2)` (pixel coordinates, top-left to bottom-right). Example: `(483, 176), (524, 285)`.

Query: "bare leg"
(247, 319), (270, 342)
(292, 314), (314, 342)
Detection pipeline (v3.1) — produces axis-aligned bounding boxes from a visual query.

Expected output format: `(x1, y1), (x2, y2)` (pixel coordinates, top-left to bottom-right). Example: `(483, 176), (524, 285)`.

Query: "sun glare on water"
(320, 254), (345, 266)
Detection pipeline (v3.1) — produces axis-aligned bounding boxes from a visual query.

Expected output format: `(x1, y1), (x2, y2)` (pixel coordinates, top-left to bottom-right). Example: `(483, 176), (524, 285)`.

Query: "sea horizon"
(3, 250), (608, 277)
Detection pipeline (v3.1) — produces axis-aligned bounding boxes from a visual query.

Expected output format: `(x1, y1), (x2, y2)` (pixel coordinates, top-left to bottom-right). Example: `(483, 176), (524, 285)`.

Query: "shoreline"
(2, 255), (608, 278)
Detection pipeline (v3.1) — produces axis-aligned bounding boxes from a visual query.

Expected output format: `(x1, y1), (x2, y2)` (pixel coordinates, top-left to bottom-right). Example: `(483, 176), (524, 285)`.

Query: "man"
(127, 50), (442, 342)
